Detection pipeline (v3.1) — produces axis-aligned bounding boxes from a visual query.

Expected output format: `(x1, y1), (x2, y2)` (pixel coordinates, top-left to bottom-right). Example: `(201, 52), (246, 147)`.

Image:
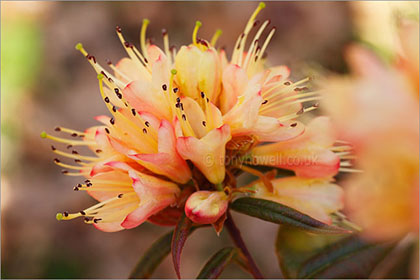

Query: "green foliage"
(231, 197), (351, 234)
(197, 247), (238, 279)
(276, 226), (346, 278)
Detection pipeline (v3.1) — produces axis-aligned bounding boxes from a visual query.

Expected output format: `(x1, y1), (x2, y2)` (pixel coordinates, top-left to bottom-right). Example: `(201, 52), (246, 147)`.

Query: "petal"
(248, 117), (305, 142)
(223, 84), (262, 136)
(130, 119), (192, 184)
(220, 64), (249, 114)
(255, 177), (344, 224)
(250, 117), (340, 178)
(121, 170), (179, 229)
(123, 79), (171, 120)
(115, 57), (149, 82)
(177, 124), (231, 184)
(175, 45), (222, 102)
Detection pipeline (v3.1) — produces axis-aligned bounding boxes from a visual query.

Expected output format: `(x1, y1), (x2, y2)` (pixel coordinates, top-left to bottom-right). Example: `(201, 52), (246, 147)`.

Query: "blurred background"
(1, 1), (417, 278)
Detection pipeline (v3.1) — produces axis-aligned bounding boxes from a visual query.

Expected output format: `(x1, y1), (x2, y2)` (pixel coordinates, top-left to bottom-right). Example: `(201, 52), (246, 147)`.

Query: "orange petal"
(176, 124), (231, 184)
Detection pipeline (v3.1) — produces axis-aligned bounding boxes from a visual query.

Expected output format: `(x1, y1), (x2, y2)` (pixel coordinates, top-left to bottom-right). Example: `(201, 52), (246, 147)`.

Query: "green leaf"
(298, 235), (395, 278)
(197, 247), (238, 279)
(230, 197), (351, 234)
(171, 213), (193, 279)
(129, 225), (199, 279)
(276, 226), (346, 278)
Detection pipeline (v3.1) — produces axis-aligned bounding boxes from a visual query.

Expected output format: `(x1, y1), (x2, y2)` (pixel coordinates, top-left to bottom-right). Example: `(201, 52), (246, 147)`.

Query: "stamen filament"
(140, 19), (150, 60)
(210, 29), (223, 47)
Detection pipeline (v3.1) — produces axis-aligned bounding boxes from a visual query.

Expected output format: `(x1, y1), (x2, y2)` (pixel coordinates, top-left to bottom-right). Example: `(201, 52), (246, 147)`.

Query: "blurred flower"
(322, 20), (419, 242)
(42, 2), (345, 232)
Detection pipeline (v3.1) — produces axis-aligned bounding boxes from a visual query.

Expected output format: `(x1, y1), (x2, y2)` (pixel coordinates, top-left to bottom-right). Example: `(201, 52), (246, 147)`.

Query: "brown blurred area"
(1, 1), (352, 278)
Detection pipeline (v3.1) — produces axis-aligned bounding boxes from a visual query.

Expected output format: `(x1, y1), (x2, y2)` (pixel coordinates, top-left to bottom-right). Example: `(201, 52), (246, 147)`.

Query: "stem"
(225, 211), (264, 279)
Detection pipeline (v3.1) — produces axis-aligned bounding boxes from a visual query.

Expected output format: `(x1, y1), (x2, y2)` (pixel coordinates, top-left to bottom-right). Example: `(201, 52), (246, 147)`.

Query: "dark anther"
(61, 170), (68, 174)
(145, 121), (150, 127)
(116, 92), (122, 99)
(112, 106), (117, 112)
(104, 97), (110, 103)
(182, 114), (186, 121)
(105, 128), (110, 134)
(51, 145), (56, 151)
(290, 122), (297, 127)
(87, 55), (96, 63)
(162, 28), (168, 36)
(85, 179), (91, 183)
(63, 211), (69, 217)
(110, 118), (115, 125)
(75, 159), (82, 163)
(297, 107), (304, 115)
(77, 183), (82, 188)
(80, 211), (86, 215)
(173, 88), (179, 93)
(106, 59), (112, 65)
(202, 121), (206, 127)
(67, 145), (73, 149)
(175, 103), (180, 108)
(143, 128), (147, 134)
(93, 218), (102, 223)
(118, 193), (123, 198)
(114, 88), (119, 93)
(95, 149), (102, 153)
(116, 26), (122, 33)
(201, 92), (205, 98)
(71, 133), (78, 137)
(206, 98), (209, 103)
(86, 183), (92, 187)
(253, 20), (260, 27)
(54, 127), (61, 132)
(162, 84), (167, 91)
(72, 150), (79, 155)
(84, 217), (90, 222)
(284, 81), (291, 86)
(100, 71), (108, 78)
(73, 186), (79, 191)
(131, 108), (136, 116)
(144, 58), (148, 64)
(108, 77), (113, 83)
(176, 97), (181, 103)
(180, 103), (184, 110)
(262, 100), (268, 105)
(54, 158), (60, 163)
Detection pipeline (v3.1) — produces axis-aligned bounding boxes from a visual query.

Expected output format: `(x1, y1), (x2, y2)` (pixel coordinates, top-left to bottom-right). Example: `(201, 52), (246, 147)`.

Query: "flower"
(253, 176), (344, 224)
(42, 2), (345, 232)
(185, 191), (229, 224)
(322, 20), (419, 242)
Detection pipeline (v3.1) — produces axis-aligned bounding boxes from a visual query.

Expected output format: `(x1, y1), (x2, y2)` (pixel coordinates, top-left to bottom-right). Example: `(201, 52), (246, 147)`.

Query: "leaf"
(275, 226), (346, 278)
(171, 213), (193, 279)
(129, 226), (198, 279)
(230, 197), (351, 234)
(197, 247), (238, 279)
(298, 235), (395, 278)
(129, 230), (173, 279)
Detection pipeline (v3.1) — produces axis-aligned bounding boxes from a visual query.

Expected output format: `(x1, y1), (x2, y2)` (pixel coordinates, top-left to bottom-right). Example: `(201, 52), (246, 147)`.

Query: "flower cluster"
(43, 3), (348, 232)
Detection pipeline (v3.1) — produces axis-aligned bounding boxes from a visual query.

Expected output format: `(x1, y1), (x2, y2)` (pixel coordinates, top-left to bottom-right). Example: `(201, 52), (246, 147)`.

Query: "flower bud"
(185, 191), (228, 224)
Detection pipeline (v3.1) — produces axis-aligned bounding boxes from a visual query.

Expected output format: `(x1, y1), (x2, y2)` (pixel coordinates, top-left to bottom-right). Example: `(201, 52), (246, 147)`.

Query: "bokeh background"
(1, 1), (417, 278)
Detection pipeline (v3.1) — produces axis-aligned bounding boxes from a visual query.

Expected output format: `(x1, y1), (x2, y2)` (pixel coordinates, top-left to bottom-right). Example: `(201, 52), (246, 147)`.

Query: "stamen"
(162, 28), (172, 64)
(192, 21), (202, 46)
(210, 29), (223, 47)
(140, 19), (150, 60)
(40, 131), (96, 146)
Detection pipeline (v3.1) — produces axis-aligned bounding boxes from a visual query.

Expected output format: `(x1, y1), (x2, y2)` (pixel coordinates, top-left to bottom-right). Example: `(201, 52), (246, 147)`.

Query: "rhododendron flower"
(252, 176), (344, 225)
(42, 2), (346, 234)
(322, 20), (419, 242)
(185, 190), (229, 224)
